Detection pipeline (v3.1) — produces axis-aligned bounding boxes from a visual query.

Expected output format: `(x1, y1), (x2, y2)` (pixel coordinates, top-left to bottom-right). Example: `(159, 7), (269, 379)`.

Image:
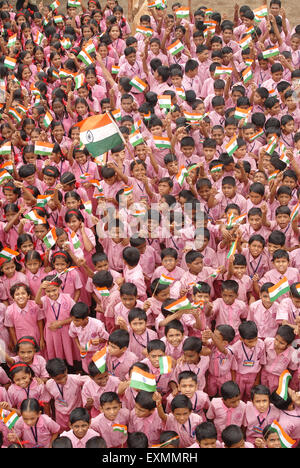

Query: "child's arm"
(153, 391), (167, 422)
(79, 223), (94, 252)
(269, 14), (283, 46)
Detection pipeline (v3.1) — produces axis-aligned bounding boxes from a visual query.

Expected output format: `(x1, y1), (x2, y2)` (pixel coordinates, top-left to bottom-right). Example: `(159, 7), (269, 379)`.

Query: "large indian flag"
(76, 113), (124, 157)
(268, 277), (290, 302)
(130, 366), (157, 392)
(164, 296), (192, 312)
(276, 370), (292, 400)
(92, 347), (107, 373)
(269, 420), (296, 448)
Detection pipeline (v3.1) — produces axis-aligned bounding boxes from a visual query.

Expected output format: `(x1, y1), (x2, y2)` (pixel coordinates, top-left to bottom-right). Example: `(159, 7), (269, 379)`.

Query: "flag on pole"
(25, 210), (46, 224)
(239, 35), (252, 50)
(49, 0), (60, 10)
(36, 194), (53, 207)
(34, 141), (54, 156)
(7, 34), (17, 48)
(265, 136), (278, 155)
(176, 166), (189, 186)
(130, 366), (157, 392)
(136, 26), (153, 37)
(175, 7), (189, 18)
(176, 87), (186, 100)
(112, 424), (128, 435)
(74, 73), (85, 90)
(1, 410), (19, 429)
(152, 135), (171, 149)
(77, 49), (94, 66)
(276, 370), (292, 400)
(268, 277), (290, 302)
(226, 239), (238, 259)
(262, 47), (280, 59)
(111, 65), (120, 75)
(76, 113), (124, 157)
(129, 76), (147, 93)
(0, 169), (13, 184)
(214, 66), (233, 76)
(92, 347), (107, 373)
(129, 130), (144, 147)
(70, 231), (81, 249)
(242, 66), (253, 84)
(4, 56), (16, 70)
(43, 111), (53, 129)
(290, 203), (299, 222)
(158, 274), (175, 285)
(158, 95), (171, 109)
(96, 287), (110, 296)
(8, 107), (22, 123)
(253, 5), (268, 17)
(234, 107), (250, 120)
(0, 142), (11, 155)
(249, 129), (264, 142)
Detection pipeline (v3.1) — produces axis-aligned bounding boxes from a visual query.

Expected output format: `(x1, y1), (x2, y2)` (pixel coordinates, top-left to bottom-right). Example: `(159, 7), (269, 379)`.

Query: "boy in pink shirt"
(227, 254), (255, 304)
(113, 282), (144, 327)
(106, 329), (139, 381)
(206, 380), (246, 441)
(231, 321), (266, 401)
(60, 407), (99, 448)
(128, 390), (163, 446)
(247, 283), (280, 339)
(122, 246), (147, 301)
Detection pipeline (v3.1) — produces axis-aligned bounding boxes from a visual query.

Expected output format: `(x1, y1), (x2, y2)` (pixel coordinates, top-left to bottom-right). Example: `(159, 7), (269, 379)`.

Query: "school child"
(50, 250), (83, 301)
(143, 278), (171, 329)
(90, 391), (130, 447)
(122, 246), (147, 301)
(128, 390), (163, 447)
(254, 424), (283, 448)
(190, 421), (220, 448)
(247, 283), (280, 340)
(206, 380), (246, 441)
(59, 407), (100, 448)
(227, 254), (255, 304)
(106, 329), (138, 381)
(221, 424), (254, 448)
(45, 358), (87, 432)
(152, 247), (185, 282)
(114, 282), (144, 327)
(69, 302), (109, 374)
(7, 398), (60, 448)
(243, 384), (281, 445)
(261, 325), (298, 393)
(240, 234), (269, 281)
(0, 257), (29, 305)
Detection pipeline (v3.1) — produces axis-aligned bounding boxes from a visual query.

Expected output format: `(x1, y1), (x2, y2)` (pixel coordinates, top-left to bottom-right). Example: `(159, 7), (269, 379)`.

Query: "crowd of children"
(0, 0), (299, 449)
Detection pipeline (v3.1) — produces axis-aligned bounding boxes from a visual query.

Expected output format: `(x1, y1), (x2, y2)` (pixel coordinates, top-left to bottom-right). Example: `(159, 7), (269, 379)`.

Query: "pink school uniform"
(173, 356), (210, 392)
(45, 374), (87, 431)
(128, 408), (163, 446)
(50, 267), (83, 300)
(68, 317), (109, 373)
(278, 406), (300, 440)
(211, 298), (249, 337)
(10, 354), (49, 380)
(164, 412), (203, 448)
(206, 345), (236, 397)
(276, 297), (300, 325)
(247, 299), (279, 339)
(123, 264), (147, 301)
(260, 336), (299, 393)
(105, 349), (139, 381)
(258, 268), (300, 302)
(13, 414), (60, 448)
(229, 274), (253, 303)
(25, 267), (46, 298)
(4, 300), (44, 343)
(60, 427), (100, 448)
(113, 299), (144, 326)
(90, 408), (130, 448)
(161, 336), (185, 361)
(0, 271), (29, 304)
(141, 357), (173, 396)
(7, 378), (51, 409)
(231, 339), (266, 401)
(128, 328), (158, 361)
(81, 375), (121, 418)
(40, 292), (78, 365)
(165, 390), (210, 420)
(243, 401), (281, 444)
(206, 397), (247, 441)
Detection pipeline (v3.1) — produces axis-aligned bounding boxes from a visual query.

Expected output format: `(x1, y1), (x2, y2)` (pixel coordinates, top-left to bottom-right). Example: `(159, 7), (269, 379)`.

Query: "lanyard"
(257, 407), (270, 427)
(182, 418), (193, 438)
(133, 331), (149, 347)
(78, 160), (89, 174)
(60, 272), (68, 292)
(30, 424), (38, 445)
(51, 302), (61, 320)
(56, 383), (64, 400)
(250, 254), (262, 278)
(242, 342), (254, 361)
(111, 360), (121, 374)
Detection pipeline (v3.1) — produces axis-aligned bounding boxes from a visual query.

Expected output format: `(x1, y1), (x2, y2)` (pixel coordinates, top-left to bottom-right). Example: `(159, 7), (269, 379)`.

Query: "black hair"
(108, 329), (130, 349)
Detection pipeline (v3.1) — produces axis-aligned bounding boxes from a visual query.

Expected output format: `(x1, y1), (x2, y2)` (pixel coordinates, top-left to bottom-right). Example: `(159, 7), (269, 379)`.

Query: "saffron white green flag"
(130, 367), (157, 392)
(269, 420), (296, 448)
(43, 227), (57, 248)
(276, 370), (292, 400)
(92, 347), (107, 373)
(268, 277), (290, 302)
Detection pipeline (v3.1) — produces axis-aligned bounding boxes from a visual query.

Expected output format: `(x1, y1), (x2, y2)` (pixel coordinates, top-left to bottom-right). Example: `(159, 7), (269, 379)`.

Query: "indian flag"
(34, 31), (44, 46)
(225, 135), (239, 156)
(290, 203), (299, 222)
(43, 227), (57, 248)
(253, 5), (268, 17)
(242, 66), (253, 84)
(265, 136), (278, 155)
(59, 69), (75, 79)
(132, 208), (147, 217)
(111, 109), (122, 122)
(239, 35), (252, 50)
(4, 56), (16, 70)
(130, 366), (157, 392)
(8, 107), (22, 123)
(43, 111), (53, 129)
(90, 179), (103, 191)
(227, 213), (247, 228)
(262, 47), (280, 59)
(83, 200), (92, 214)
(84, 39), (96, 55)
(0, 160), (13, 172)
(136, 26), (153, 37)
(34, 141), (54, 156)
(215, 66), (233, 76)
(77, 49), (94, 66)
(268, 277), (290, 302)
(49, 0), (60, 10)
(36, 194), (53, 207)
(61, 37), (72, 50)
(226, 239), (237, 259)
(7, 34), (17, 48)
(152, 436), (180, 448)
(92, 347), (107, 373)
(175, 7), (189, 18)
(159, 355), (172, 375)
(2, 410), (19, 429)
(54, 15), (64, 23)
(70, 231), (81, 249)
(68, 0), (81, 6)
(164, 296), (192, 312)
(276, 370), (292, 400)
(234, 107), (250, 120)
(211, 163), (223, 173)
(25, 210), (46, 224)
(279, 153), (289, 165)
(77, 113), (124, 157)
(158, 95), (171, 109)
(0, 169), (12, 184)
(112, 424), (127, 435)
(176, 166), (189, 186)
(184, 111), (204, 122)
(176, 87), (186, 100)
(96, 287), (110, 296)
(153, 135), (171, 149)
(296, 283), (300, 295)
(204, 26), (215, 37)
(129, 130), (144, 147)
(269, 420), (296, 448)
(249, 129), (264, 141)
(0, 142), (11, 155)
(111, 65), (120, 75)
(167, 40), (184, 56)
(268, 170), (280, 182)
(74, 73), (85, 89)
(0, 247), (19, 260)
(124, 186), (133, 196)
(129, 76), (147, 93)
(159, 274), (175, 285)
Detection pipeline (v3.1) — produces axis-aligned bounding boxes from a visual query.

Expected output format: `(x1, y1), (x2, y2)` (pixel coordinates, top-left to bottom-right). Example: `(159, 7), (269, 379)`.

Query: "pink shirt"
(247, 300), (279, 339)
(165, 412), (203, 448)
(263, 337), (298, 375)
(128, 328), (158, 361)
(106, 349), (139, 381)
(243, 401), (281, 444)
(11, 354), (48, 380)
(207, 345), (236, 378)
(60, 428), (100, 448)
(231, 339), (266, 375)
(277, 297), (300, 324)
(278, 406), (300, 440)
(14, 414), (60, 448)
(4, 300), (44, 343)
(206, 398), (247, 440)
(211, 298), (249, 334)
(259, 267), (300, 302)
(113, 299), (144, 325)
(123, 264), (147, 301)
(8, 379), (50, 409)
(128, 408), (163, 446)
(173, 357), (210, 392)
(81, 375), (121, 417)
(90, 408), (130, 447)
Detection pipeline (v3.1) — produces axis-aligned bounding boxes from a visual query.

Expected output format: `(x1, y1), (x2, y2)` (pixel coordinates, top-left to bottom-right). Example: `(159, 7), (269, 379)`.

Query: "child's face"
(44, 284), (60, 301)
(70, 420), (90, 439)
(107, 341), (125, 358)
(291, 295), (300, 309)
(121, 294), (137, 310)
(203, 147), (216, 161)
(130, 317), (147, 335)
(13, 369), (31, 388)
(93, 371), (109, 387)
(2, 260), (16, 278)
(53, 258), (68, 274)
(274, 334), (288, 353)
(166, 160), (178, 175)
(188, 257), (203, 275)
(166, 328), (184, 348)
(161, 255), (177, 272)
(211, 129), (224, 144)
(252, 393), (270, 414)
(249, 240), (264, 258)
(265, 432), (282, 448)
(276, 213), (290, 228)
(155, 287), (170, 302)
(13, 286), (29, 308)
(222, 183), (236, 199)
(273, 257), (289, 275)
(268, 242), (282, 256)
(147, 348), (165, 368)
(232, 264), (246, 279)
(221, 288), (237, 305)
(260, 291), (272, 309)
(71, 316), (88, 328)
(249, 191), (263, 206)
(18, 343), (35, 363)
(53, 370), (68, 386)
(193, 291), (210, 303)
(134, 402), (153, 419)
(181, 145), (194, 158)
(178, 377), (197, 399)
(241, 336), (258, 349)
(173, 407), (191, 425)
(248, 214), (262, 231)
(277, 193), (291, 206)
(67, 215), (81, 232)
(21, 410), (41, 427)
(223, 394), (241, 409)
(101, 400), (122, 421)
(95, 260), (109, 271)
(199, 438), (217, 448)
(183, 350), (200, 365)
